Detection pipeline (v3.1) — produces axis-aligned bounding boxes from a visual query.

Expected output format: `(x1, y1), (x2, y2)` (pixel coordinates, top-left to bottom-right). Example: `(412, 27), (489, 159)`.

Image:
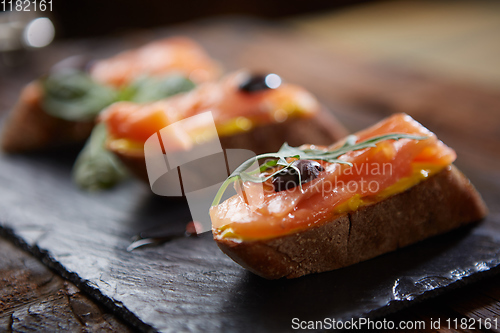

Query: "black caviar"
(272, 160), (324, 192)
(239, 73), (280, 93)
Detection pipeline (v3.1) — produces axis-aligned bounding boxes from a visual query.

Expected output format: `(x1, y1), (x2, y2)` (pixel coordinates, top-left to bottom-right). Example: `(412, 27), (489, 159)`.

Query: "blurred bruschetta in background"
(99, 71), (348, 183)
(1, 37), (221, 153)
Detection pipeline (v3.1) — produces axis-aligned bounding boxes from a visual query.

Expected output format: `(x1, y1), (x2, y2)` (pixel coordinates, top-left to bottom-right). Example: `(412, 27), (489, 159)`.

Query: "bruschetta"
(99, 71), (348, 182)
(1, 37), (221, 153)
(210, 113), (488, 279)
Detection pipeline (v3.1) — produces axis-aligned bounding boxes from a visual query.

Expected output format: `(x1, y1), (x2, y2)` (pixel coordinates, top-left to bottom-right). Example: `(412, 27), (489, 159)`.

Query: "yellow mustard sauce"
(216, 103), (308, 137)
(107, 138), (144, 155)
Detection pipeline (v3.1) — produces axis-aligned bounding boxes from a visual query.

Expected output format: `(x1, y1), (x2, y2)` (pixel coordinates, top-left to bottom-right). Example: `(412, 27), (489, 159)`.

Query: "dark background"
(49, 0), (370, 38)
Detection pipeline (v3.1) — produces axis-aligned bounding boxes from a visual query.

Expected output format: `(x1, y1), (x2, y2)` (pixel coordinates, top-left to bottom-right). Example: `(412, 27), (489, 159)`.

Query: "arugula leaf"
(73, 123), (129, 191)
(42, 70), (118, 121)
(211, 133), (428, 206)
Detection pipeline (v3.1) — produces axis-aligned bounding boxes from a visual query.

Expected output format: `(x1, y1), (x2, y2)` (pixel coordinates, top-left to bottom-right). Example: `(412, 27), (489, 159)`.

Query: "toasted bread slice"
(1, 82), (94, 153)
(216, 165), (487, 279)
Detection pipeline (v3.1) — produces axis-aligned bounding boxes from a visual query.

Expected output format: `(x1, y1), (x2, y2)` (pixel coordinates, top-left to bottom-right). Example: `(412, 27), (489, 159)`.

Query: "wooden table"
(1, 6), (500, 332)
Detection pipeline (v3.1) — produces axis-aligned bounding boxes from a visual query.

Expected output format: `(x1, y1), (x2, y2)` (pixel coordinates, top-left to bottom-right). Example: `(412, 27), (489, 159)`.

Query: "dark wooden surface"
(1, 18), (500, 332)
(0, 238), (134, 333)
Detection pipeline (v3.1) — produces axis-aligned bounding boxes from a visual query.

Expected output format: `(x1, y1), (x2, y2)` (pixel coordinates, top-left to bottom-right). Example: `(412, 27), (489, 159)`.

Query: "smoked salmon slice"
(90, 37), (221, 87)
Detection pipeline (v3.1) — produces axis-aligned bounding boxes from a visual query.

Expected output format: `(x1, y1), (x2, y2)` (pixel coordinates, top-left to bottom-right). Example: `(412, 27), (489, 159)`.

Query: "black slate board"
(1, 138), (500, 333)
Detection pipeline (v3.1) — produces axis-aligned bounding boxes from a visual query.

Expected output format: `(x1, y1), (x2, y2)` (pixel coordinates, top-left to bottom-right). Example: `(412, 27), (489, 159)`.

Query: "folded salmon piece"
(89, 37), (221, 88)
(99, 71), (347, 182)
(1, 37), (221, 153)
(210, 113), (488, 279)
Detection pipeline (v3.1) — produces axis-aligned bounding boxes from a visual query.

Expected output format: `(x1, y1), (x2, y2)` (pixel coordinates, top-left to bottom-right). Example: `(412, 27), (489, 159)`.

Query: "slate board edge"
(0, 225), (156, 333)
(364, 263), (500, 323)
(3, 223), (500, 333)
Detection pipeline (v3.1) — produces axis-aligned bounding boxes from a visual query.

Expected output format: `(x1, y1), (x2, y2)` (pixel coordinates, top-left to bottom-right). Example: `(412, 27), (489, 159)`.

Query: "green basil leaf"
(128, 75), (196, 103)
(42, 70), (118, 121)
(73, 123), (128, 191)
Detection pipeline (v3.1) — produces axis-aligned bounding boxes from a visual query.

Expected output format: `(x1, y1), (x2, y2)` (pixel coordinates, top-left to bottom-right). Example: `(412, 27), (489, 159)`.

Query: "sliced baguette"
(1, 81), (94, 153)
(215, 165), (488, 279)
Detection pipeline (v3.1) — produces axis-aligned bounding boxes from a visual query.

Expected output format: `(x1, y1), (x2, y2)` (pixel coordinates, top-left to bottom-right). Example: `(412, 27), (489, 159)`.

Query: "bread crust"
(1, 81), (94, 153)
(215, 165), (488, 279)
(109, 108), (348, 183)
